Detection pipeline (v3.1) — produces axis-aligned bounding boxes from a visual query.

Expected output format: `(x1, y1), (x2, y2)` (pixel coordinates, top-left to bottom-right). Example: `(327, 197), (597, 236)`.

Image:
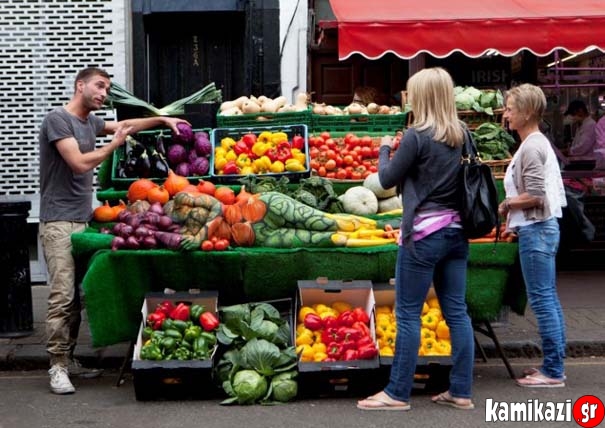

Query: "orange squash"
(214, 186), (236, 205)
(112, 199), (127, 217)
(93, 200), (117, 222)
(147, 185), (170, 205)
(127, 178), (158, 203)
(231, 221), (255, 246)
(223, 204), (243, 225)
(241, 196), (266, 223)
(235, 185), (253, 206)
(197, 179), (216, 196)
(163, 169), (190, 197)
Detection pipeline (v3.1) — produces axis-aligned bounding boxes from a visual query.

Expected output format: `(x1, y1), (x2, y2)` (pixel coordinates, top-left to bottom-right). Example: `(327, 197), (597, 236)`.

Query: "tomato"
(309, 146), (320, 159)
(372, 146), (380, 157)
(320, 131), (331, 141)
(214, 239), (229, 251)
(326, 149), (337, 160)
(310, 159), (321, 171)
(360, 146), (373, 158)
(317, 166), (327, 177)
(325, 138), (336, 150)
(335, 168), (348, 180)
(362, 170), (372, 179)
(326, 172), (336, 179)
(324, 159), (337, 171)
(201, 240), (214, 251)
(369, 165), (378, 173)
(361, 136), (373, 147)
(318, 144), (329, 152)
(343, 154), (355, 166)
(344, 132), (356, 145)
(347, 136), (360, 149)
(350, 171), (362, 180)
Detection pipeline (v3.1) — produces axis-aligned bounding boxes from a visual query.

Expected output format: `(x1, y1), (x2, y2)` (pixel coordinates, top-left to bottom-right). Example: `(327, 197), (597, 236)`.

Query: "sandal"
(357, 392), (411, 411)
(516, 371), (565, 388)
(431, 391), (475, 410)
(522, 367), (566, 381)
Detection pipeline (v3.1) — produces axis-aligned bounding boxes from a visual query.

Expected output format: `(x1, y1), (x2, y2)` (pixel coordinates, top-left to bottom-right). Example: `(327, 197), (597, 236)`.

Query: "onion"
(125, 236), (140, 249)
(141, 235), (158, 249)
(148, 201), (164, 215)
(134, 226), (152, 239)
(143, 211), (162, 226)
(111, 236), (126, 251)
(158, 215), (173, 230)
(117, 209), (131, 223)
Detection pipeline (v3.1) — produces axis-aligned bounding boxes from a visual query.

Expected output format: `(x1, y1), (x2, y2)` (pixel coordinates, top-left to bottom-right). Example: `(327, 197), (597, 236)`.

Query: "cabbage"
(190, 156), (209, 176)
(166, 143), (188, 165)
(175, 162), (191, 177)
(194, 132), (212, 157)
(463, 86), (482, 102)
(172, 122), (194, 144)
(270, 371), (298, 402)
(256, 320), (279, 342)
(229, 370), (268, 405)
(455, 92), (475, 110)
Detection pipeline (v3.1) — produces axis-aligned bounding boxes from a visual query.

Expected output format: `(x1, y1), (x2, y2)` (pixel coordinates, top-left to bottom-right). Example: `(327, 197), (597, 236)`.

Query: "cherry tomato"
(201, 240), (214, 251)
(214, 239), (229, 251)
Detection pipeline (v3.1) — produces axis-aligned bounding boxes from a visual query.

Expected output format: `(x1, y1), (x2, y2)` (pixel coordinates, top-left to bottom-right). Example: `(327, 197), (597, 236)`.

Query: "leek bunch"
(104, 82), (222, 116)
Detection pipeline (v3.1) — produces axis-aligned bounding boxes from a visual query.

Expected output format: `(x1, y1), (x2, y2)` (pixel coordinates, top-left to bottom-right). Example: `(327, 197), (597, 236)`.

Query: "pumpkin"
(214, 186), (236, 205)
(377, 195), (402, 213)
(127, 178), (158, 203)
(231, 221), (255, 246)
(112, 199), (127, 217)
(197, 179), (216, 196)
(341, 186), (378, 216)
(363, 172), (397, 199)
(147, 185), (170, 205)
(93, 200), (117, 222)
(240, 196), (266, 223)
(235, 185), (253, 206)
(163, 169), (190, 197)
(223, 204), (243, 225)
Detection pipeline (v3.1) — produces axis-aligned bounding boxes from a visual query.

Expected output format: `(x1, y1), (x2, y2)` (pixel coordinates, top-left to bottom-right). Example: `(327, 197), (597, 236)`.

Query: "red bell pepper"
(156, 300), (175, 317)
(303, 313), (323, 331)
(327, 341), (343, 360)
(356, 336), (374, 348)
(321, 327), (344, 344)
(353, 307), (370, 324)
(322, 315), (339, 329)
(233, 140), (250, 155)
(169, 302), (190, 321)
(223, 160), (239, 175)
(343, 348), (359, 361)
(291, 135), (304, 150)
(357, 343), (378, 360)
(199, 311), (220, 331)
(241, 133), (257, 148)
(352, 321), (371, 338)
(339, 327), (361, 342)
(337, 310), (356, 327)
(146, 311), (166, 330)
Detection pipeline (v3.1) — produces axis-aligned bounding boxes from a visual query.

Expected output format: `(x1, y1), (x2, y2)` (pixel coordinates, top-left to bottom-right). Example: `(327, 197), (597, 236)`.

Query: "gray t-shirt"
(38, 107), (105, 222)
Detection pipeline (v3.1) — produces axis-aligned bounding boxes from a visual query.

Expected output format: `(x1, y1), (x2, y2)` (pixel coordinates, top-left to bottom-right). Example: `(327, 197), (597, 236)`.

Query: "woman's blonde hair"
(505, 83), (546, 124)
(408, 67), (464, 147)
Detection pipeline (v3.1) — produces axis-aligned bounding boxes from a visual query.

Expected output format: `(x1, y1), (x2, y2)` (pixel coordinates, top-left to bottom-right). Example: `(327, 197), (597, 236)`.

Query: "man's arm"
(569, 120), (596, 156)
(56, 125), (133, 175)
(103, 116), (190, 136)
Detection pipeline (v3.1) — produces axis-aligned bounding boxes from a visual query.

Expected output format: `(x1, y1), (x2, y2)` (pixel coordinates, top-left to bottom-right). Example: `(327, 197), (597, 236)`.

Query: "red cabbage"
(166, 143), (188, 165)
(173, 123), (194, 144)
(190, 156), (209, 176)
(194, 133), (212, 157)
(175, 162), (191, 177)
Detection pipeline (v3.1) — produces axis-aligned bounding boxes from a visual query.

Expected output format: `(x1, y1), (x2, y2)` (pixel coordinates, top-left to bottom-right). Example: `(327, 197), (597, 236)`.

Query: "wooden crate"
(458, 108), (505, 130)
(483, 159), (511, 179)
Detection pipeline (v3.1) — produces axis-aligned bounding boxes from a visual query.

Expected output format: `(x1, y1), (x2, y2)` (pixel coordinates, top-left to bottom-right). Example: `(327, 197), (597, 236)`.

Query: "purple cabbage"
(194, 132), (212, 157)
(175, 162), (191, 177)
(166, 143), (188, 166)
(172, 122), (194, 144)
(190, 156), (209, 176)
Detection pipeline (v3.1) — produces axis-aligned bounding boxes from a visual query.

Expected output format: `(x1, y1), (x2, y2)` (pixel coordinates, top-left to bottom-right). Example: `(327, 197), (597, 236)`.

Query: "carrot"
(468, 237), (497, 244)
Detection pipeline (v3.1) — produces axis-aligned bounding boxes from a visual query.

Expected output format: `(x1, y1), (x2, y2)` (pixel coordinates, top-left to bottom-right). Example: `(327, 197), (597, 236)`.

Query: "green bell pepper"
(140, 343), (162, 360)
(184, 325), (202, 342)
(190, 304), (205, 321)
(173, 346), (192, 361)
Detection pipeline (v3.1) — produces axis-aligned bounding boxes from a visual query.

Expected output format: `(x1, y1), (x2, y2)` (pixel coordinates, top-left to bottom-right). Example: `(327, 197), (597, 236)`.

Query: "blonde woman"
(357, 67), (474, 411)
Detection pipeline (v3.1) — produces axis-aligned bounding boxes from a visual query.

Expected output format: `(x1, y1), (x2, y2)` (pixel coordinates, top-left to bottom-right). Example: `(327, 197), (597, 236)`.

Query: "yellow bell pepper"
(215, 146), (227, 158)
(436, 340), (452, 356)
(421, 312), (439, 330)
(421, 337), (439, 356)
(252, 141), (270, 157)
(271, 132), (288, 144)
(214, 156), (227, 171)
(427, 297), (440, 309)
(376, 305), (392, 315)
(319, 308), (339, 320)
(312, 303), (330, 315)
(421, 301), (430, 315)
(421, 327), (436, 341)
(298, 306), (317, 323)
(225, 150), (237, 162)
(312, 342), (327, 354)
(221, 137), (236, 150)
(436, 320), (450, 340)
(236, 153), (252, 168)
(285, 158), (306, 172)
(313, 351), (328, 362)
(253, 155), (272, 173)
(239, 166), (254, 175)
(296, 323), (309, 334)
(291, 148), (307, 164)
(270, 160), (285, 173)
(331, 301), (352, 314)
(379, 346), (394, 357)
(295, 329), (314, 346)
(257, 131), (273, 143)
(296, 344), (315, 362)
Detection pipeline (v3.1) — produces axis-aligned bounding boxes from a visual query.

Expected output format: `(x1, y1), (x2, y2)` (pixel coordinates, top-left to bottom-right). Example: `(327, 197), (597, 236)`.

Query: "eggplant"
(135, 150), (152, 178)
(156, 132), (166, 156)
(150, 148), (169, 177)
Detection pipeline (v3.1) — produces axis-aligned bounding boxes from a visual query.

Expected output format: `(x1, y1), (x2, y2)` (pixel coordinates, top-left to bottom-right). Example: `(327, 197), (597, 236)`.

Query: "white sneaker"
(67, 358), (103, 379)
(49, 365), (75, 395)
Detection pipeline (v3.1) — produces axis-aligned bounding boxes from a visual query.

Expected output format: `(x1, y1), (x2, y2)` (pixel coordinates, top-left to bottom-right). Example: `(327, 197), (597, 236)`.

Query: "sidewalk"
(0, 270), (604, 371)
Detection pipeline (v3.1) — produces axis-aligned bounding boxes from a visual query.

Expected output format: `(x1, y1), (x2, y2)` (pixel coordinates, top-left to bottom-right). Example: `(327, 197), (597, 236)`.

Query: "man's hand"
(380, 135), (394, 149)
(111, 125), (133, 147)
(164, 117), (191, 135)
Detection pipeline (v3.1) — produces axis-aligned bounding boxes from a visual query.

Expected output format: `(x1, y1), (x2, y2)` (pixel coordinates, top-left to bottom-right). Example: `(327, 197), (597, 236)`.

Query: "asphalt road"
(1, 358), (605, 428)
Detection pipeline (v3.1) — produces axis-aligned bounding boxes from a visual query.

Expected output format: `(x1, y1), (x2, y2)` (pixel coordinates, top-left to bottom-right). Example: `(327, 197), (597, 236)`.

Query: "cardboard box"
(294, 278), (379, 397)
(372, 281), (452, 394)
(132, 291), (219, 401)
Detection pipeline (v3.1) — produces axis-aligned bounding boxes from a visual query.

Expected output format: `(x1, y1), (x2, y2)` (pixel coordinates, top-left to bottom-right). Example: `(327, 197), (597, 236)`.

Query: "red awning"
(327, 0), (605, 60)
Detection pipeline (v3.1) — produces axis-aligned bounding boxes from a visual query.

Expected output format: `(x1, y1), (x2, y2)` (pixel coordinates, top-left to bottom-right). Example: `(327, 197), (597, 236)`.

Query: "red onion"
(126, 236), (140, 249)
(111, 236), (126, 251)
(158, 215), (173, 230)
(148, 202), (164, 215)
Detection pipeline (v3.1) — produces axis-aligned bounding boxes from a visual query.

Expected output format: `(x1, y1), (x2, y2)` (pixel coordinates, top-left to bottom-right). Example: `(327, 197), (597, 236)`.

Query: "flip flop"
(516, 372), (565, 388)
(357, 392), (411, 411)
(522, 367), (567, 381)
(432, 392), (475, 410)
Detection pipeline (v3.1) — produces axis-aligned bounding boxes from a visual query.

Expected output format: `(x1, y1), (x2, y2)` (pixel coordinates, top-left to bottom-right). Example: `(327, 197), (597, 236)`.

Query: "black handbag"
(458, 130), (500, 239)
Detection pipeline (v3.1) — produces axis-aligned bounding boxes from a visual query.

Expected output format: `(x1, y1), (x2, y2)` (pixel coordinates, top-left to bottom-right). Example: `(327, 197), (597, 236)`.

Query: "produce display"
(218, 93), (308, 117)
(454, 86), (504, 115)
(311, 101), (403, 117)
(471, 122), (517, 160)
(375, 295), (452, 357)
(140, 300), (219, 361)
(214, 301), (298, 404)
(295, 302), (377, 362)
(213, 127), (308, 178)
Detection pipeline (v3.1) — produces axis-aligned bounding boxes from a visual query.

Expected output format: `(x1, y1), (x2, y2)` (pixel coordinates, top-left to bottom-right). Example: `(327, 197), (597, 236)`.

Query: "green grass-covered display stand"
(73, 231), (522, 348)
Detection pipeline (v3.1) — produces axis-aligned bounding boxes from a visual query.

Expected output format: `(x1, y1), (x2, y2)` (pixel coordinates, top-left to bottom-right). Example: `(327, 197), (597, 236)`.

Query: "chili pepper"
(223, 160), (239, 175)
(291, 135), (305, 150)
(337, 310), (356, 327)
(170, 303), (191, 321)
(353, 307), (370, 324)
(352, 321), (371, 338)
(233, 140), (250, 156)
(321, 327), (344, 344)
(184, 325), (202, 342)
(343, 348), (359, 361)
(327, 341), (343, 360)
(163, 328), (183, 341)
(303, 313), (323, 331)
(199, 311), (220, 331)
(357, 343), (378, 360)
(189, 304), (205, 321)
(140, 343), (162, 360)
(146, 311), (166, 330)
(156, 300), (176, 317)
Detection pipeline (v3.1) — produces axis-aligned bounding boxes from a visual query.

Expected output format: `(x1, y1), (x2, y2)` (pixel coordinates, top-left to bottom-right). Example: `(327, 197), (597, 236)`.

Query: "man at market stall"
(38, 66), (189, 395)
(563, 99), (597, 158)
